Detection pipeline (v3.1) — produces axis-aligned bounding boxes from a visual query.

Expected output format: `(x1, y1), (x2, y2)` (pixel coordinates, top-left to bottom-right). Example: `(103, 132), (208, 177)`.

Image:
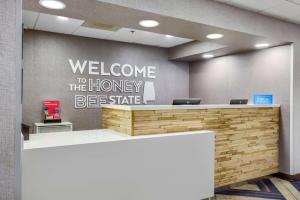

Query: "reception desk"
(101, 104), (280, 187)
(23, 129), (214, 200)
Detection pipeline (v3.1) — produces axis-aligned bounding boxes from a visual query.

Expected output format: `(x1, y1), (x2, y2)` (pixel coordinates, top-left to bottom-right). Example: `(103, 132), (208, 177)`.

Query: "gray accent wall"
(189, 45), (291, 173)
(0, 0), (22, 200)
(22, 30), (189, 131)
(22, 30), (293, 176)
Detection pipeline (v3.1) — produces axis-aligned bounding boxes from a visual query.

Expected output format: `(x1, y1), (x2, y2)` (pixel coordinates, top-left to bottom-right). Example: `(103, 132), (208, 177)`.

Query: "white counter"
(24, 129), (129, 149)
(23, 129), (215, 200)
(24, 129), (212, 149)
(101, 104), (280, 111)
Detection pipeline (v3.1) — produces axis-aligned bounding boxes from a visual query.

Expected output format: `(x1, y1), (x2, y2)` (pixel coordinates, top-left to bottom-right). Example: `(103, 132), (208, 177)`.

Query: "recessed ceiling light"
(165, 35), (174, 38)
(57, 16), (69, 21)
(139, 20), (159, 28)
(202, 54), (214, 59)
(255, 43), (270, 48)
(39, 0), (66, 10)
(206, 33), (224, 39)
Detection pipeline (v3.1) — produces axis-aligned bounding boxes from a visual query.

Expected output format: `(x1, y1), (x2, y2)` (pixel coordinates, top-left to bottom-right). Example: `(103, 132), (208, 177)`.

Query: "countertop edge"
(101, 104), (281, 111)
(23, 129), (214, 150)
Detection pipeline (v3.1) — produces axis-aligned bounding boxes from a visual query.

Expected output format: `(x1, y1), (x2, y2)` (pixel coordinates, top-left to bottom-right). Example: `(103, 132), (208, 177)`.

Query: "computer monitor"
(230, 99), (248, 105)
(172, 99), (201, 105)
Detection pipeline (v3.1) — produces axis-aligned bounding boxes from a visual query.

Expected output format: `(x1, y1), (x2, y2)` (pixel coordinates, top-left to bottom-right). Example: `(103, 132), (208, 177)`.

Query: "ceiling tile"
(107, 28), (192, 48)
(106, 28), (138, 43)
(73, 26), (114, 39)
(216, 0), (300, 25)
(288, 0), (300, 4)
(23, 10), (39, 29)
(215, 0), (232, 3)
(35, 13), (84, 34)
(162, 37), (193, 48)
(23, 11), (192, 48)
(227, 0), (286, 12)
(262, 2), (300, 20)
(133, 31), (192, 48)
(133, 30), (164, 47)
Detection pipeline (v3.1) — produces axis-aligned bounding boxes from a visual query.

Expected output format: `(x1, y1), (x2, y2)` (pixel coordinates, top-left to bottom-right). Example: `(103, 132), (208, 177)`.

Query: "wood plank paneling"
(101, 107), (280, 187)
(102, 108), (133, 135)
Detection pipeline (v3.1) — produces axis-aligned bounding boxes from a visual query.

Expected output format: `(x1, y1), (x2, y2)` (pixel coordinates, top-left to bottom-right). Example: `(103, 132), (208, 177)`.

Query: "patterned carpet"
(213, 177), (300, 200)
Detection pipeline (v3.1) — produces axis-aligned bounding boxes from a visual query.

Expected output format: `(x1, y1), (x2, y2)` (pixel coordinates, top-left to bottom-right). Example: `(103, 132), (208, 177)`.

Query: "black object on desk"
(172, 99), (201, 105)
(22, 123), (30, 141)
(44, 119), (62, 123)
(230, 99), (248, 105)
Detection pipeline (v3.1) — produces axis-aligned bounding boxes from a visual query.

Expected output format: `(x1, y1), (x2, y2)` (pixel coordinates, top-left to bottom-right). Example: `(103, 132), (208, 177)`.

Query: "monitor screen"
(172, 99), (201, 105)
(253, 94), (273, 105)
(230, 99), (248, 105)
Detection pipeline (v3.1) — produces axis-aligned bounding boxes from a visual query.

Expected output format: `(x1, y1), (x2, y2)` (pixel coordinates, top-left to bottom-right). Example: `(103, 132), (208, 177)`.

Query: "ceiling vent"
(81, 21), (121, 31)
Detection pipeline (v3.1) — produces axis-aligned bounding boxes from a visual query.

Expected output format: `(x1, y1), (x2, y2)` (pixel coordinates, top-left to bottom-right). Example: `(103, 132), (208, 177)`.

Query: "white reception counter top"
(24, 129), (213, 149)
(101, 104), (280, 111)
(24, 129), (129, 149)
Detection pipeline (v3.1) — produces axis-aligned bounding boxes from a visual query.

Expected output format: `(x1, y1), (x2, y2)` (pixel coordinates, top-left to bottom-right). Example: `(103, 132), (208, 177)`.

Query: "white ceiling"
(216, 0), (300, 25)
(22, 10), (193, 48)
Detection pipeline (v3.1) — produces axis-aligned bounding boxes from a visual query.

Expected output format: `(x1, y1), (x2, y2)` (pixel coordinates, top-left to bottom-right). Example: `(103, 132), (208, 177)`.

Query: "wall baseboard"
(274, 173), (300, 181)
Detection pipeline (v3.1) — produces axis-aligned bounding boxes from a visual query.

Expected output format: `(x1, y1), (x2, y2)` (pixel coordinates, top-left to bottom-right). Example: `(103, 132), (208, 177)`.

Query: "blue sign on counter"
(253, 94), (273, 105)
